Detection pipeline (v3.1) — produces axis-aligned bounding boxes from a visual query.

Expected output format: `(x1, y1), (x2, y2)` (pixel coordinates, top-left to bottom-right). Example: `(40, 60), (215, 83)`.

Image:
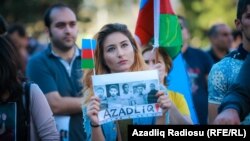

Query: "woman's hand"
(87, 96), (100, 126)
(156, 91), (171, 115)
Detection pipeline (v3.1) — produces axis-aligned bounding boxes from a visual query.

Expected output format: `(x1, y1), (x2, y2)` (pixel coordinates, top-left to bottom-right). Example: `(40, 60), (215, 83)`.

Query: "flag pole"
(153, 0), (160, 62)
(90, 40), (96, 76)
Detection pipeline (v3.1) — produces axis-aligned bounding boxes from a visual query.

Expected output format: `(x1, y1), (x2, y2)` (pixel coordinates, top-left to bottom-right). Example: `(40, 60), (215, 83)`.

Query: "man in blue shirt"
(179, 15), (214, 124)
(214, 54), (250, 124)
(26, 3), (86, 140)
(214, 0), (250, 125)
(208, 44), (248, 124)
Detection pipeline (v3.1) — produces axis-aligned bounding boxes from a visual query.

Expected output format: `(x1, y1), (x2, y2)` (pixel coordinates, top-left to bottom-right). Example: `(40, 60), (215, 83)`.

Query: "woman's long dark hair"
(0, 35), (24, 101)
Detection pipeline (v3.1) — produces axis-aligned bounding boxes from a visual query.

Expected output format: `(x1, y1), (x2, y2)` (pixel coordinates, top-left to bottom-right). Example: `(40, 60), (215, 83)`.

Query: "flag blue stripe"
(140, 0), (149, 10)
(82, 39), (96, 50)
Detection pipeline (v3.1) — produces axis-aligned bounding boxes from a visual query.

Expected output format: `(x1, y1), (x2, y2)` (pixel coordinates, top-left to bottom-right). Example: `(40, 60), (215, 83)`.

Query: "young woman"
(82, 23), (170, 141)
(142, 45), (193, 125)
(0, 35), (59, 141)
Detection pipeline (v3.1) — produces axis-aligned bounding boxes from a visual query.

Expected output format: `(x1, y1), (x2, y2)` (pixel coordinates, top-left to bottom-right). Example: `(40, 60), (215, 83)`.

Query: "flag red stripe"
(135, 0), (154, 45)
(160, 0), (175, 14)
(82, 49), (93, 59)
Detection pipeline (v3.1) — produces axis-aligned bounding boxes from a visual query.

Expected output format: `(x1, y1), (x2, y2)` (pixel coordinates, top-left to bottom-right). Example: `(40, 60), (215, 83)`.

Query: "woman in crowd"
(0, 35), (59, 141)
(142, 45), (193, 125)
(82, 23), (170, 141)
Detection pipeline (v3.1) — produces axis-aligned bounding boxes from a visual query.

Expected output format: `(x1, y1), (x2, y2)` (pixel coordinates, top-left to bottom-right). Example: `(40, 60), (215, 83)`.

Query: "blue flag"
(167, 53), (199, 124)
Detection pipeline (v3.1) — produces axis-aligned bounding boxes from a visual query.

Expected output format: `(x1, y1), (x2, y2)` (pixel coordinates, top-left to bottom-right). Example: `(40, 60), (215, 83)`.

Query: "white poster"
(92, 70), (162, 125)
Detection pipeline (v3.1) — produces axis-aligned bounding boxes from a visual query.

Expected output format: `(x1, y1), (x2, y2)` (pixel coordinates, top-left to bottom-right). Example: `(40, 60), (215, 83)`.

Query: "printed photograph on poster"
(92, 70), (162, 125)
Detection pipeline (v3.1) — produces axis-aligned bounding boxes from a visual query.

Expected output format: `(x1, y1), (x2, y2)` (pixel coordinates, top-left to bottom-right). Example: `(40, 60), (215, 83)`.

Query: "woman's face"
(103, 32), (135, 73)
(142, 50), (166, 73)
(142, 50), (167, 83)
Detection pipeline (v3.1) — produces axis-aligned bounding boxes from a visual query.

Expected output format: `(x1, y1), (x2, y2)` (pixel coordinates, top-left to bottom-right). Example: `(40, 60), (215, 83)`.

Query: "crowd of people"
(0, 0), (249, 141)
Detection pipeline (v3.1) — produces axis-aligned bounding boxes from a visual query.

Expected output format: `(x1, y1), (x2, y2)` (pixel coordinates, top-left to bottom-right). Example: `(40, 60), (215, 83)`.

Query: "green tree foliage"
(179, 0), (238, 48)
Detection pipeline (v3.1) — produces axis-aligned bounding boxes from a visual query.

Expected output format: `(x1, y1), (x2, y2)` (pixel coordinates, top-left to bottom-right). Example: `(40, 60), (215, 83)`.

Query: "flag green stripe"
(159, 14), (182, 58)
(81, 59), (94, 69)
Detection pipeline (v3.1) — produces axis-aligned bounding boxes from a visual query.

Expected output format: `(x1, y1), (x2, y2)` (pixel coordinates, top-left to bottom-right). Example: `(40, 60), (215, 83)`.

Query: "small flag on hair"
(81, 39), (96, 69)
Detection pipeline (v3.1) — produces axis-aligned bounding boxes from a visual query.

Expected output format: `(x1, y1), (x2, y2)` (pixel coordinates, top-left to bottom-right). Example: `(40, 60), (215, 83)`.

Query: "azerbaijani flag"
(135, 0), (198, 124)
(81, 39), (96, 69)
(135, 0), (182, 58)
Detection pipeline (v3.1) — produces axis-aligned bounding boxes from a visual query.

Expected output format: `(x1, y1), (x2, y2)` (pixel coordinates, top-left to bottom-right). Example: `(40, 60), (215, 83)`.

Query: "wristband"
(90, 122), (100, 128)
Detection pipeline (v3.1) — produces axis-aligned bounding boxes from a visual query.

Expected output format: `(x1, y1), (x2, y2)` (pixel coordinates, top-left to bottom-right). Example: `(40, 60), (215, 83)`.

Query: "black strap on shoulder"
(22, 81), (31, 141)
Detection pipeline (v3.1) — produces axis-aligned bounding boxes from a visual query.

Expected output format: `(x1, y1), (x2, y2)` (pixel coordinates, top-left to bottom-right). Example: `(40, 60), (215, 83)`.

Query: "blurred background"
(0, 0), (238, 49)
